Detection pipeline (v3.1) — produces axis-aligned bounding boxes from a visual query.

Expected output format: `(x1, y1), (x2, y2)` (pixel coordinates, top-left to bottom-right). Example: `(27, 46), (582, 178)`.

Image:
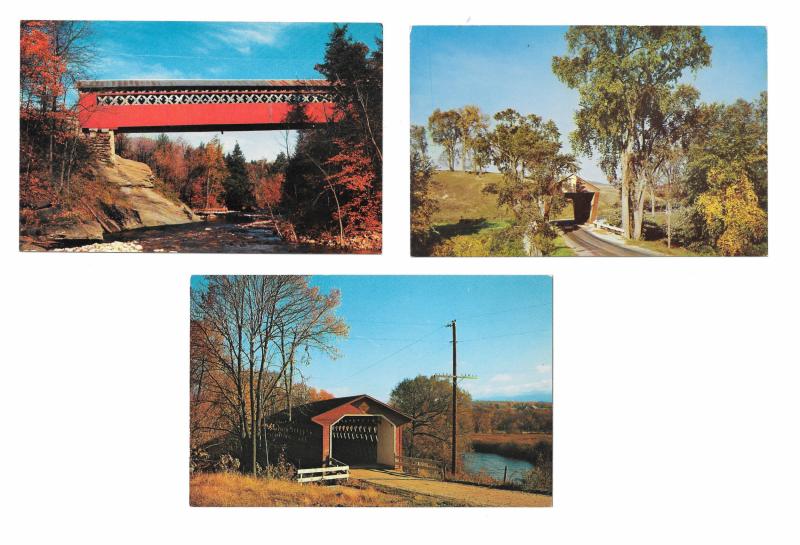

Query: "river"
(99, 213), (333, 253)
(462, 452), (534, 483)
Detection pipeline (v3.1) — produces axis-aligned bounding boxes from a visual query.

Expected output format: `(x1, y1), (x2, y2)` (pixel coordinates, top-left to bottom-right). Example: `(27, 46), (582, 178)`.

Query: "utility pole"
(449, 319), (457, 473)
(434, 320), (476, 476)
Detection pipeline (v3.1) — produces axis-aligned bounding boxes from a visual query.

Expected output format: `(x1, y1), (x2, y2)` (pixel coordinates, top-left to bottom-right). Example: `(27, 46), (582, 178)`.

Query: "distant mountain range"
(476, 392), (553, 403)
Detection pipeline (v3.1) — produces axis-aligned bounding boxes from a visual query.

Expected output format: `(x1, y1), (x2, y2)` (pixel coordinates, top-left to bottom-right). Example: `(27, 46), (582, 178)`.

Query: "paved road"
(351, 468), (552, 507)
(561, 224), (655, 257)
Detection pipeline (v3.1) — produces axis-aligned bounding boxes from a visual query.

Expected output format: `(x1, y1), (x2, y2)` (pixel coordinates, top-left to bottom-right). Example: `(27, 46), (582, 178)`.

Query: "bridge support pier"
(83, 129), (115, 165)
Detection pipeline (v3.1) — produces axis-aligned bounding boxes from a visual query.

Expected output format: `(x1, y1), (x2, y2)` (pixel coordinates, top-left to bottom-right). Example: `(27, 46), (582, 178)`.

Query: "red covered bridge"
(562, 174), (601, 224)
(76, 79), (337, 161)
(266, 395), (410, 470)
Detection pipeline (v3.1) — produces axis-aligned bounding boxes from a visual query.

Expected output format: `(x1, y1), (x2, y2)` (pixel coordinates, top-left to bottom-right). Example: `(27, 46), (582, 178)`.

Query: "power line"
(456, 301), (553, 321)
(457, 329), (551, 343)
(344, 325), (446, 379)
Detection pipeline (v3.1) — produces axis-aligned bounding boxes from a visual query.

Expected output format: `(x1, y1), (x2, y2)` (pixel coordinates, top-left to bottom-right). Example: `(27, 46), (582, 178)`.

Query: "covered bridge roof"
(76, 79), (330, 91)
(270, 394), (411, 426)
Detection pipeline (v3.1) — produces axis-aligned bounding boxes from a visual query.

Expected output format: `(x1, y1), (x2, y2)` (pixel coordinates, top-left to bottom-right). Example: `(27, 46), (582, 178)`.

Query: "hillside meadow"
(428, 170), (575, 256)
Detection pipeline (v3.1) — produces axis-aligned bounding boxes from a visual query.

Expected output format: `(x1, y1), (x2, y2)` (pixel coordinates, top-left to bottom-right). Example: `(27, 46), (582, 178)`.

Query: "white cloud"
(535, 362), (552, 374)
(214, 23), (286, 55)
(465, 373), (552, 398)
(99, 57), (188, 80)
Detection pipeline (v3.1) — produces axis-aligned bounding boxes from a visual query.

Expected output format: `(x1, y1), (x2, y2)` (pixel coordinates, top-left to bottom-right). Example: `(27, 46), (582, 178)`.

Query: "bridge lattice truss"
(96, 89), (335, 107)
(332, 416), (380, 443)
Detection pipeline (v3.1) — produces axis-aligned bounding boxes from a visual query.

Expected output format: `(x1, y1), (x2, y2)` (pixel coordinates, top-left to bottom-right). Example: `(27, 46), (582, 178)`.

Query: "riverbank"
(470, 432), (553, 464)
(20, 155), (198, 250)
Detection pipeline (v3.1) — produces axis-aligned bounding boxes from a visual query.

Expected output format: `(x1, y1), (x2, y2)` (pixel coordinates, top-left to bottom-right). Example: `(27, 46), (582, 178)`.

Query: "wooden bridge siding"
(312, 398), (405, 467)
(267, 423), (323, 468)
(77, 93), (335, 131)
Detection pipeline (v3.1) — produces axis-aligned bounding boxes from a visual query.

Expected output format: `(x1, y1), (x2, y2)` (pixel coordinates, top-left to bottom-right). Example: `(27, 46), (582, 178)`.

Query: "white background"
(3, 1), (799, 543)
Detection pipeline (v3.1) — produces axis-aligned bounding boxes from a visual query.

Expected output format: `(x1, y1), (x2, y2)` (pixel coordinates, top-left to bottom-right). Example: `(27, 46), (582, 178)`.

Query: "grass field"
(190, 472), (454, 507)
(430, 170), (511, 225)
(429, 170), (576, 256)
(471, 432), (553, 445)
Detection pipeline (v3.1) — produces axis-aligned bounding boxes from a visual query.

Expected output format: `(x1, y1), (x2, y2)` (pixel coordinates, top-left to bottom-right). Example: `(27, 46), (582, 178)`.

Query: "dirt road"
(561, 224), (656, 257)
(350, 468), (552, 507)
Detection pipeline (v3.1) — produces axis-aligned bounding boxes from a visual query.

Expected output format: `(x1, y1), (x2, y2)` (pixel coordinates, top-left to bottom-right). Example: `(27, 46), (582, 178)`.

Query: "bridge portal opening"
(561, 175), (601, 225)
(330, 415), (395, 467)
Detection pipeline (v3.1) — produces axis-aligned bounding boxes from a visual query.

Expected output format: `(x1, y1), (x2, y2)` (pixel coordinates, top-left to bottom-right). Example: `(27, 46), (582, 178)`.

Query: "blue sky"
(411, 26), (767, 182)
(190, 276), (553, 403)
(86, 22), (382, 161)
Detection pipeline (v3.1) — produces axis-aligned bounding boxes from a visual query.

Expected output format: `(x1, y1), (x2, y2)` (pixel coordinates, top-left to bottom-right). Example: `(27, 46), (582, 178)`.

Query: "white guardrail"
(296, 464), (350, 483)
(593, 219), (625, 234)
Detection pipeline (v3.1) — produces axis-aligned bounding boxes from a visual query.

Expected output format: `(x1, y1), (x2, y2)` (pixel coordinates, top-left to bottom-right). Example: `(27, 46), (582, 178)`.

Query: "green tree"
(410, 125), (438, 255)
(223, 142), (253, 210)
(485, 109), (577, 256)
(390, 375), (473, 468)
(457, 105), (488, 172)
(470, 130), (492, 176)
(315, 24), (383, 167)
(428, 109), (461, 171)
(687, 94), (768, 209)
(553, 26), (711, 239)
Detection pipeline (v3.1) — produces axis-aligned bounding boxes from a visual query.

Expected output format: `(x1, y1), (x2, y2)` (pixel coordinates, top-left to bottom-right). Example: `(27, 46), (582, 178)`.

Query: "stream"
(462, 452), (534, 483)
(100, 213), (331, 253)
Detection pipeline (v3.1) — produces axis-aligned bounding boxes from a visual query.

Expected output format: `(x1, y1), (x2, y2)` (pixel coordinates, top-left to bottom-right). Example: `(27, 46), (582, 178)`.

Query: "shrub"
(602, 207), (622, 227)
(522, 461), (552, 494)
(669, 205), (704, 248)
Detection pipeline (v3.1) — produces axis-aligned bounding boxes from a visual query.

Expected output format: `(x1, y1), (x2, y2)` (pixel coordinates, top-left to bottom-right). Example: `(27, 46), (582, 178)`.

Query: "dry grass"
(471, 432), (553, 445)
(190, 472), (438, 507)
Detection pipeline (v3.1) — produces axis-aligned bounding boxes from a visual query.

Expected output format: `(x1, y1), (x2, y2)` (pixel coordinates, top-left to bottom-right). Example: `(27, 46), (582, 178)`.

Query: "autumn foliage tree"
(20, 21), (94, 211)
(191, 276), (348, 474)
(187, 139), (228, 210)
(282, 24), (383, 245)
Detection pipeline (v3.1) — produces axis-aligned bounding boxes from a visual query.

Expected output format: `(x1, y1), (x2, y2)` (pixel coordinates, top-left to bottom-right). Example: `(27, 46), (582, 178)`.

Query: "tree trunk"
(651, 187), (656, 216)
(666, 199), (672, 248)
(620, 147), (635, 239)
(462, 140), (467, 172)
(633, 183), (646, 241)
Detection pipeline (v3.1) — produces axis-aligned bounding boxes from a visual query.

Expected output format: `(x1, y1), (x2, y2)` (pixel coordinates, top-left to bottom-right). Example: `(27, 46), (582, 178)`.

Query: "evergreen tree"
(222, 142), (253, 210)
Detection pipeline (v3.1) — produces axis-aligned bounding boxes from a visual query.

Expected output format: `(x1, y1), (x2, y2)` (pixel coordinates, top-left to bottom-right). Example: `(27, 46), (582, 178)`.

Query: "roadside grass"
(625, 238), (704, 256)
(550, 234), (576, 256)
(190, 472), (419, 507)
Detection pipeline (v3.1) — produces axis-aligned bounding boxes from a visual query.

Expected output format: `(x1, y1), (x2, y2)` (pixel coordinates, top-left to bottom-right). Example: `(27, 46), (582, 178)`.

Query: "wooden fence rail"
(395, 455), (447, 480)
(296, 463), (349, 483)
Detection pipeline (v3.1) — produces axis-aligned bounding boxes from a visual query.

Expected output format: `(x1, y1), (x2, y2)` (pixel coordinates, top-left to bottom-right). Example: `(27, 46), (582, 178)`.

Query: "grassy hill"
(430, 171), (511, 224)
(428, 170), (575, 256)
